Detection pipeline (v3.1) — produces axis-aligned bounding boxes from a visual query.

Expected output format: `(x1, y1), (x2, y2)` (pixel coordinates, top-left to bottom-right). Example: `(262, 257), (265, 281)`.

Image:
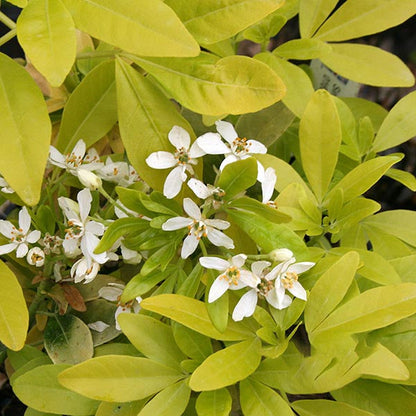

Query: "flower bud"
(269, 248), (293, 262)
(77, 169), (102, 190)
(26, 247), (45, 267)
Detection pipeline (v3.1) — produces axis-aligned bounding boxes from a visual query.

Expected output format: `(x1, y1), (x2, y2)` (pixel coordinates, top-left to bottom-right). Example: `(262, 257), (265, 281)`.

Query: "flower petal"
(146, 151), (176, 169)
(199, 256), (229, 271)
(231, 254), (247, 268)
(99, 286), (123, 301)
(81, 232), (108, 264)
(288, 262), (315, 275)
(168, 126), (190, 150)
(266, 289), (292, 310)
(0, 220), (14, 238)
(72, 139), (86, 159)
(251, 260), (271, 277)
(48, 146), (66, 167)
(215, 120), (238, 144)
(205, 219), (230, 230)
(77, 188), (92, 223)
(206, 228), (234, 249)
(239, 270), (260, 288)
(181, 234), (199, 259)
(288, 281), (307, 301)
(196, 132), (230, 155)
(19, 207), (31, 234)
(88, 321), (110, 332)
(232, 289), (258, 321)
(164, 166), (186, 199)
(183, 198), (201, 220)
(247, 139), (267, 154)
(189, 141), (206, 158)
(162, 216), (192, 231)
(26, 230), (41, 244)
(0, 243), (17, 255)
(219, 154), (238, 171)
(260, 167), (277, 203)
(86, 220), (105, 236)
(208, 276), (230, 303)
(16, 243), (28, 258)
(187, 179), (211, 199)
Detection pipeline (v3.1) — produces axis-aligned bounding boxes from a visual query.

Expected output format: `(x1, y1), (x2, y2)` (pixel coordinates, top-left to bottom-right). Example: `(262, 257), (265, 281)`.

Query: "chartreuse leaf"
(137, 380), (190, 416)
(240, 378), (294, 416)
(8, 345), (46, 371)
(324, 155), (401, 205)
(116, 58), (196, 193)
(7, 0), (27, 7)
(130, 53), (286, 116)
(165, 0), (285, 44)
(372, 90), (416, 152)
(305, 251), (360, 336)
(314, 283), (416, 336)
(292, 399), (374, 416)
(96, 400), (146, 416)
(332, 379), (416, 416)
(314, 0), (416, 42)
(56, 60), (117, 152)
(58, 355), (184, 402)
(274, 39), (332, 60)
(321, 43), (415, 87)
(44, 314), (93, 364)
(216, 158), (257, 200)
(13, 364), (99, 415)
(140, 294), (253, 341)
(243, 13), (287, 44)
(299, 0), (338, 38)
(189, 338), (262, 391)
(195, 388), (232, 416)
(117, 314), (186, 370)
(61, 0), (198, 57)
(363, 210), (416, 247)
(386, 168), (416, 192)
(0, 53), (51, 206)
(299, 89), (342, 203)
(24, 408), (55, 416)
(0, 260), (28, 351)
(16, 0), (76, 86)
(255, 52), (314, 118)
(10, 356), (52, 387)
(390, 254), (416, 282)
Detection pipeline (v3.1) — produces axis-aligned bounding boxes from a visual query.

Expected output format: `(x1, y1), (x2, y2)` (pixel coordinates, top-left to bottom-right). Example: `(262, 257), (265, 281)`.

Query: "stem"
(99, 186), (131, 216)
(246, 254), (271, 261)
(0, 28), (16, 47)
(28, 280), (50, 325)
(0, 11), (16, 29)
(199, 239), (208, 256)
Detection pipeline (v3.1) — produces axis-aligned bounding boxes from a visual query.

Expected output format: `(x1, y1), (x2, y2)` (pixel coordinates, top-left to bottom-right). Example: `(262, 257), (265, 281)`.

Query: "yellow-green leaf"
(13, 364), (99, 415)
(189, 338), (262, 391)
(321, 43), (415, 87)
(299, 89), (342, 202)
(61, 0), (199, 57)
(0, 260), (28, 351)
(255, 52), (314, 118)
(96, 401), (146, 416)
(314, 0), (416, 42)
(17, 0), (76, 87)
(131, 53), (286, 116)
(372, 91), (416, 152)
(8, 0), (28, 7)
(165, 0), (285, 45)
(274, 38), (332, 60)
(292, 399), (375, 416)
(58, 355), (184, 402)
(195, 388), (232, 416)
(0, 53), (51, 206)
(386, 168), (416, 192)
(56, 59), (117, 152)
(299, 0), (338, 38)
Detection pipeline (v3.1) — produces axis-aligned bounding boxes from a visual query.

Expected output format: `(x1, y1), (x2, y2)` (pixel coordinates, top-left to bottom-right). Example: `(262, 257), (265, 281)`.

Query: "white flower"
(26, 247), (45, 267)
(269, 248), (293, 263)
(0, 177), (14, 194)
(40, 233), (63, 255)
(188, 178), (225, 209)
(0, 207), (41, 258)
(196, 120), (267, 179)
(98, 283), (142, 330)
(88, 321), (110, 332)
(200, 254), (258, 303)
(162, 198), (234, 259)
(71, 257), (100, 284)
(146, 126), (205, 199)
(77, 169), (102, 190)
(58, 188), (108, 264)
(96, 157), (141, 187)
(259, 167), (277, 205)
(49, 139), (103, 175)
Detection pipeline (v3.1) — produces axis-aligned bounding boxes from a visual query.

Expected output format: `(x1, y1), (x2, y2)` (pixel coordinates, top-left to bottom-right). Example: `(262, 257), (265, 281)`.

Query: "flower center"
(10, 226), (25, 242)
(65, 152), (83, 168)
(30, 252), (43, 263)
(65, 220), (84, 238)
(232, 137), (251, 155)
(281, 271), (298, 289)
(258, 277), (274, 297)
(221, 266), (240, 286)
(188, 220), (207, 239)
(175, 147), (190, 165)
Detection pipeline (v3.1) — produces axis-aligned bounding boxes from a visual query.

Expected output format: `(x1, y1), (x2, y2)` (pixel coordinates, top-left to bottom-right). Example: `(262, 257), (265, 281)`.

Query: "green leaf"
(13, 364), (99, 415)
(116, 58), (196, 193)
(8, 346), (46, 371)
(58, 355), (184, 402)
(292, 399), (375, 416)
(321, 43), (415, 87)
(118, 314), (185, 370)
(372, 90), (416, 152)
(44, 314), (93, 364)
(313, 283), (416, 336)
(274, 39), (332, 60)
(96, 401), (146, 416)
(324, 155), (401, 205)
(363, 210), (416, 247)
(195, 388), (232, 416)
(390, 254), (416, 282)
(56, 59), (117, 152)
(255, 52), (314, 118)
(314, 0), (416, 42)
(299, 89), (342, 202)
(385, 168), (416, 192)
(332, 380), (416, 416)
(243, 14), (287, 44)
(0, 260), (28, 351)
(137, 380), (190, 416)
(217, 158), (257, 199)
(189, 338), (262, 391)
(299, 0), (338, 38)
(130, 53), (286, 116)
(16, 0), (76, 86)
(61, 0), (199, 57)
(0, 53), (51, 206)
(305, 251), (360, 335)
(240, 378), (294, 416)
(165, 0), (285, 45)
(140, 294), (253, 341)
